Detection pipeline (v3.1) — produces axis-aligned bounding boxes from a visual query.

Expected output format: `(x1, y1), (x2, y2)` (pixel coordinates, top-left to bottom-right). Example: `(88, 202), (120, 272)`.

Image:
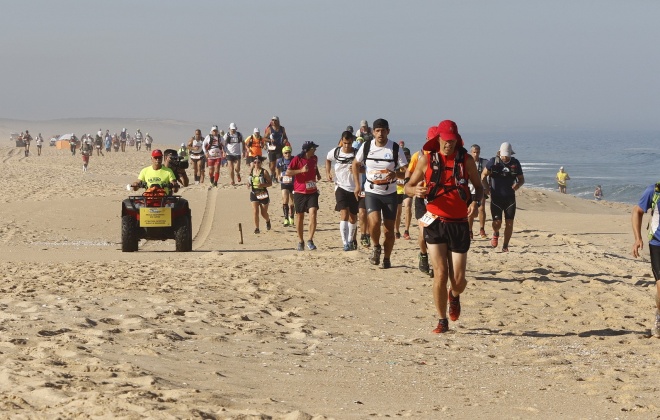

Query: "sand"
(0, 136), (658, 419)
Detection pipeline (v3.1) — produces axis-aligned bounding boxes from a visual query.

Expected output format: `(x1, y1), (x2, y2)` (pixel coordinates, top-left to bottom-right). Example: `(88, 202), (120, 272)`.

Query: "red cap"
(437, 120), (460, 141)
(151, 149), (163, 157)
(426, 126), (439, 141)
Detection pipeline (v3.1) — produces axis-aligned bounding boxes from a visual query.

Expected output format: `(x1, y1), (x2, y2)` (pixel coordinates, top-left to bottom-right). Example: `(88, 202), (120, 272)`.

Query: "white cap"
(560, 166), (564, 170)
(229, 123), (237, 130)
(211, 126), (218, 132)
(253, 128), (260, 133)
(97, 130), (102, 136)
(181, 142), (186, 147)
(499, 142), (515, 157)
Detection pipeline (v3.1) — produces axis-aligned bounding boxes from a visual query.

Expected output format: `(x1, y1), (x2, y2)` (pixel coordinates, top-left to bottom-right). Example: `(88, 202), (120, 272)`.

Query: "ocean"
(308, 128), (660, 205)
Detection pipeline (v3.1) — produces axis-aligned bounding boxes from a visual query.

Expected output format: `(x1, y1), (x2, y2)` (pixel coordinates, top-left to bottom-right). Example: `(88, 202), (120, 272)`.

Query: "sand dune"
(0, 141), (658, 418)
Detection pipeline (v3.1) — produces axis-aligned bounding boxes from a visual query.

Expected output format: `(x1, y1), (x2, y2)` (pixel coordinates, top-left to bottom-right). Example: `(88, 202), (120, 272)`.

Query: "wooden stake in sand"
(238, 223), (243, 244)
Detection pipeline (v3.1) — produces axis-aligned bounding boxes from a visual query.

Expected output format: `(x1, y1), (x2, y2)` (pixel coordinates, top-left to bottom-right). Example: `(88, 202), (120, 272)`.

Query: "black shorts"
(650, 244), (660, 281)
(414, 197), (427, 220)
(424, 219), (471, 253)
(396, 193), (405, 205)
(250, 191), (270, 204)
(471, 194), (481, 207)
(335, 187), (358, 214)
(365, 192), (398, 221)
(268, 149), (283, 162)
(490, 196), (517, 221)
(281, 183), (293, 192)
(358, 192), (366, 210)
(226, 154), (241, 162)
(294, 192), (319, 213)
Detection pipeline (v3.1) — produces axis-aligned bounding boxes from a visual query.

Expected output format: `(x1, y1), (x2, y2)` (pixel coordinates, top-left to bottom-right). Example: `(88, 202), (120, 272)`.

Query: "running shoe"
(395, 232), (401, 239)
(343, 244), (351, 252)
(418, 253), (430, 273)
(479, 228), (487, 239)
(369, 245), (382, 265)
(351, 239), (358, 250)
(491, 234), (499, 248)
(403, 230), (411, 240)
(283, 218), (290, 227)
(365, 235), (371, 247)
(266, 220), (272, 231)
(236, 173), (241, 182)
(254, 228), (260, 234)
(307, 240), (317, 250)
(448, 291), (461, 321)
(360, 235), (369, 248)
(288, 217), (295, 227)
(502, 247), (509, 252)
(381, 258), (391, 269)
(432, 318), (449, 334)
(429, 268), (434, 278)
(296, 242), (304, 251)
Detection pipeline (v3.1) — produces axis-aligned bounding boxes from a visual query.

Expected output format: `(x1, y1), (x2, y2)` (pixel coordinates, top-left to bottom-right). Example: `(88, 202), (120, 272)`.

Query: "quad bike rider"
(121, 149), (192, 252)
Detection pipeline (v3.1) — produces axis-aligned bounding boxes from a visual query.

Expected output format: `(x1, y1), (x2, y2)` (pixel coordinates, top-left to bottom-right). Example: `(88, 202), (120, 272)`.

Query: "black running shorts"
(335, 187), (358, 214)
(650, 244), (660, 281)
(424, 220), (471, 253)
(490, 195), (517, 221)
(294, 192), (319, 214)
(365, 192), (398, 221)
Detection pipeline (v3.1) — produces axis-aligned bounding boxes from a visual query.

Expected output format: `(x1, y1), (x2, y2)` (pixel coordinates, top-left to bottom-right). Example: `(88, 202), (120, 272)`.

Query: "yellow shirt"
(556, 172), (569, 186)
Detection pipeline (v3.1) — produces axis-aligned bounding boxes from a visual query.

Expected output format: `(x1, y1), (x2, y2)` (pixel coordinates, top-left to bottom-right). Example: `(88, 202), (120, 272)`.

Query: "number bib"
(305, 181), (316, 191)
(208, 148), (221, 158)
(256, 191), (269, 200)
(368, 169), (391, 185)
(418, 211), (438, 228)
(281, 175), (292, 184)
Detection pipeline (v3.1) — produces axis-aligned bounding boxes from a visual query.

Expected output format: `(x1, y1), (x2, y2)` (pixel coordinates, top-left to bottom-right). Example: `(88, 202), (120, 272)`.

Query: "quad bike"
(121, 182), (192, 252)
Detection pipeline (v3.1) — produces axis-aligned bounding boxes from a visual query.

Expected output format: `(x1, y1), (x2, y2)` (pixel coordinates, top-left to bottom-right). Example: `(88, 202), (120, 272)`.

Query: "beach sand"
(0, 139), (658, 419)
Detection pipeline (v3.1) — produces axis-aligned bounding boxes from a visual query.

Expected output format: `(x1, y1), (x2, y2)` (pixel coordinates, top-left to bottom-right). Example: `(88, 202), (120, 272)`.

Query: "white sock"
(340, 221), (348, 245)
(348, 223), (357, 243)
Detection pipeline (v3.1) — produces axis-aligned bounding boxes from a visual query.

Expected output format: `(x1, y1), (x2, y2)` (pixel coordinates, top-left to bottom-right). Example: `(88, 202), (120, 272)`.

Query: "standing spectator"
(481, 142), (525, 252)
(352, 118), (408, 269)
(631, 184), (660, 338)
(265, 116), (289, 180)
(286, 141), (321, 251)
(223, 123), (245, 185)
(556, 166), (570, 194)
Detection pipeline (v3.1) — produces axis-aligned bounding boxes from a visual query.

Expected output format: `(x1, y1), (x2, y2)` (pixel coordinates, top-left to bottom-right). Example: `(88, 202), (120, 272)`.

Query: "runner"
(188, 129), (206, 184)
(395, 140), (412, 239)
(135, 129), (143, 151)
(35, 133), (43, 156)
(481, 142), (525, 252)
(405, 120), (482, 334)
(163, 149), (189, 187)
(245, 128), (265, 165)
(264, 116), (289, 181)
(223, 123), (245, 185)
(354, 120), (374, 143)
(276, 146), (295, 227)
(104, 130), (112, 153)
(120, 128), (127, 152)
(352, 137), (370, 248)
(352, 118), (408, 269)
(144, 132), (153, 151)
(69, 133), (78, 156)
(556, 166), (570, 194)
(468, 144), (489, 239)
(326, 131), (358, 251)
(94, 130), (104, 156)
(112, 133), (120, 152)
(81, 136), (93, 172)
(202, 126), (224, 187)
(23, 130), (32, 157)
(286, 141), (321, 250)
(248, 156), (273, 234)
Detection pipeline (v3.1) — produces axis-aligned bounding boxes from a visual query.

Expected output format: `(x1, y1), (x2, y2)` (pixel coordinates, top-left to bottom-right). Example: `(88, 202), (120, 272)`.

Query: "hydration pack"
(333, 147), (355, 165)
(425, 147), (471, 204)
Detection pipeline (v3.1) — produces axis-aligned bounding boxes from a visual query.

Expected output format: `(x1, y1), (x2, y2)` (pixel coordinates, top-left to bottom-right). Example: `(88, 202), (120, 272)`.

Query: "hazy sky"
(2, 0), (659, 132)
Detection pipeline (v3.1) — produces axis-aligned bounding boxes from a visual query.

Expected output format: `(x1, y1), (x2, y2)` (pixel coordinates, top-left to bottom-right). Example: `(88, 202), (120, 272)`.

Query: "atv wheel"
(121, 215), (139, 252)
(175, 215), (192, 252)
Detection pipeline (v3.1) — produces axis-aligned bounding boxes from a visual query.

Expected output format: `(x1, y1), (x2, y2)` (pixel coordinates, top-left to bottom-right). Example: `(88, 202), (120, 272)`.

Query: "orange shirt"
(245, 135), (265, 157)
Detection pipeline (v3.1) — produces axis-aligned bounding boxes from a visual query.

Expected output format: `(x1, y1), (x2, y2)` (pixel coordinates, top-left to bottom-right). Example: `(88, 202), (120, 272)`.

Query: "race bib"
(418, 211), (438, 228)
(359, 191), (366, 198)
(396, 178), (406, 185)
(268, 143), (276, 151)
(281, 175), (292, 184)
(305, 181), (316, 191)
(368, 169), (392, 185)
(256, 191), (269, 200)
(208, 148), (221, 158)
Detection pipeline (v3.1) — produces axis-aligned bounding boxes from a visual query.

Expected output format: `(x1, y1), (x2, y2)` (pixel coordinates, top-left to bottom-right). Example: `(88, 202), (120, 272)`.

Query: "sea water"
(309, 128), (660, 205)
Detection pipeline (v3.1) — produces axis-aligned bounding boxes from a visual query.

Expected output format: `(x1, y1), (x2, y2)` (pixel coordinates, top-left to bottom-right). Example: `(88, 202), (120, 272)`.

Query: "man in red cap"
(130, 149), (179, 195)
(405, 120), (482, 334)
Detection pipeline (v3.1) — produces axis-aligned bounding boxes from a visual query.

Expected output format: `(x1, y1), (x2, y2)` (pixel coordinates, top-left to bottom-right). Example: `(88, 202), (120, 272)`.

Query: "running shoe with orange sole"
(432, 318), (449, 334)
(448, 291), (461, 321)
(491, 234), (499, 248)
(479, 228), (487, 239)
